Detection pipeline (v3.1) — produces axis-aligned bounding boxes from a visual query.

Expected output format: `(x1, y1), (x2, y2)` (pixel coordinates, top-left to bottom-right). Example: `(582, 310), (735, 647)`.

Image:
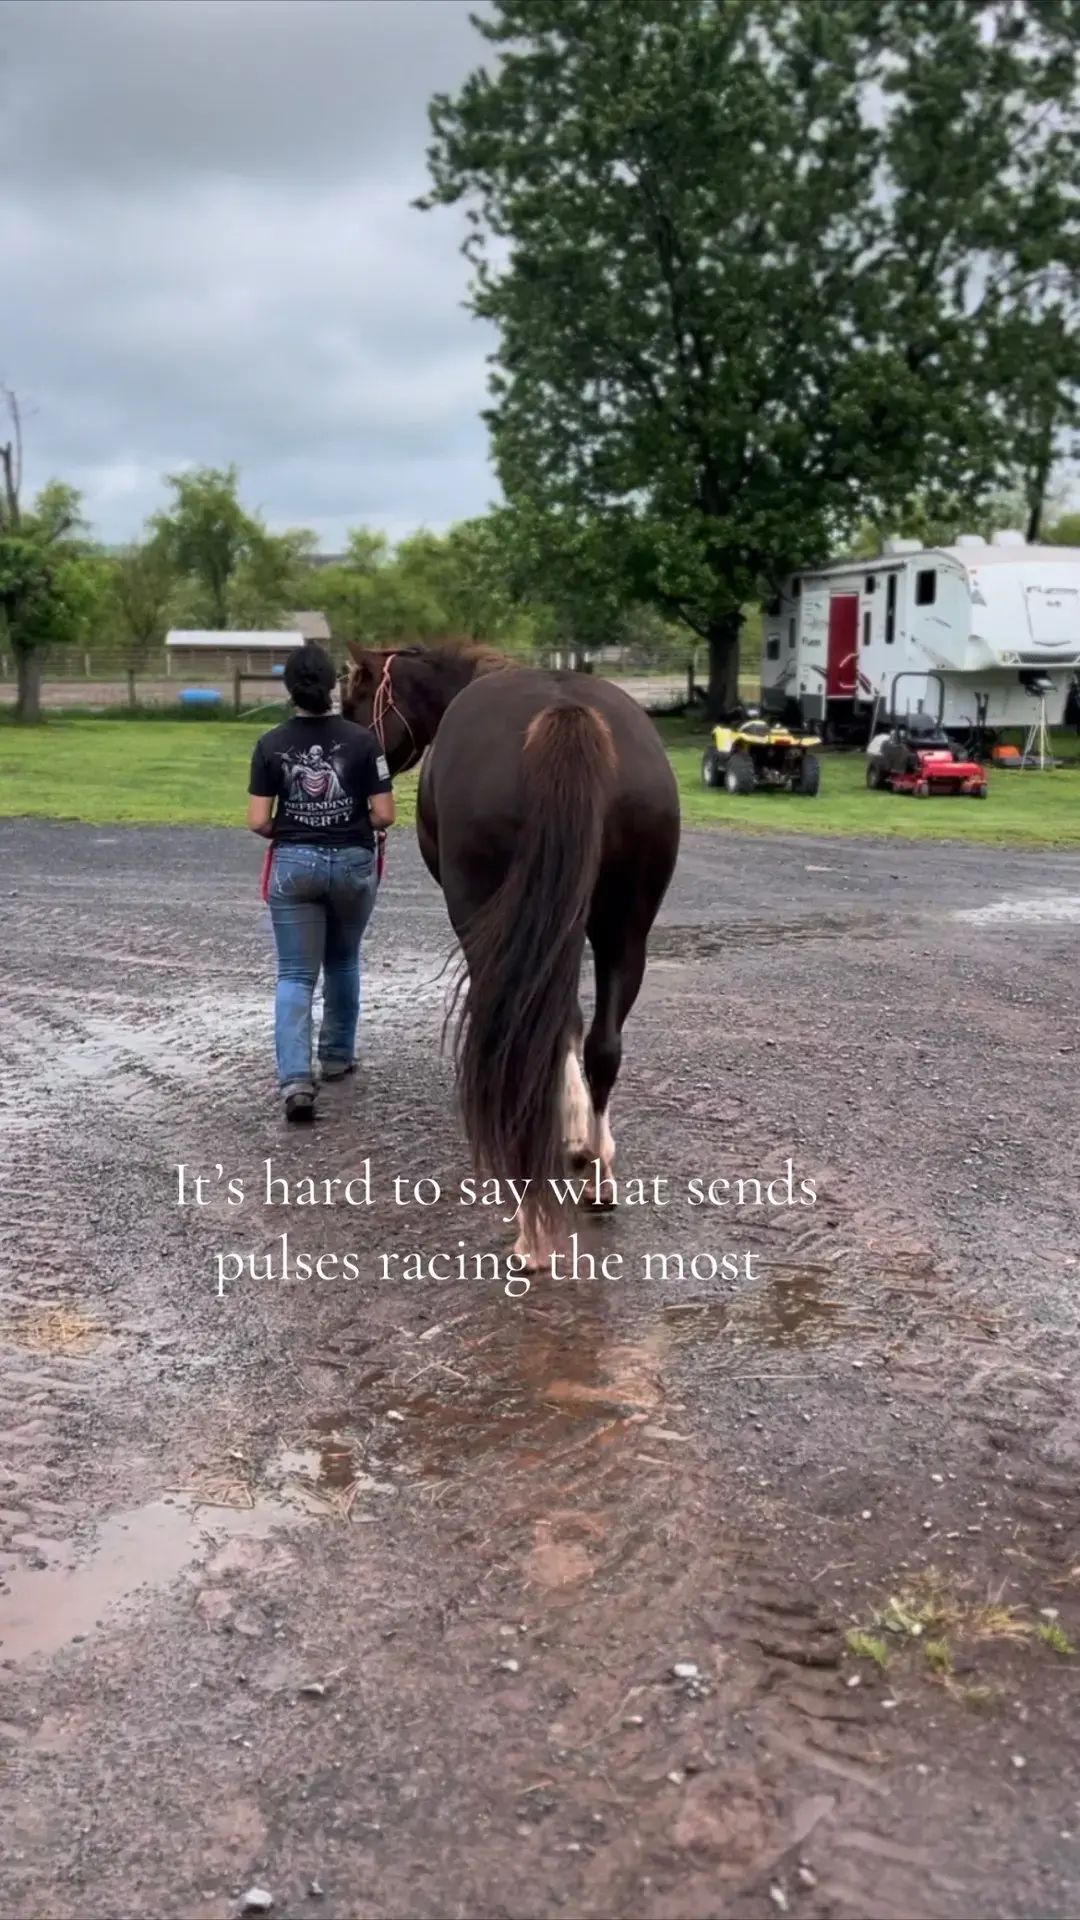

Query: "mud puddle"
(0, 1492), (311, 1666)
(651, 910), (920, 959)
(662, 1265), (850, 1349)
(289, 1300), (673, 1488)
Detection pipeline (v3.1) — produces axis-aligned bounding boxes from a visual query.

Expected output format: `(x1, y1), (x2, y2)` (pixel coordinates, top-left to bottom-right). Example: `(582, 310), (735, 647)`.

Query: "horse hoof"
(513, 1236), (553, 1272)
(586, 1196), (617, 1213)
(567, 1149), (592, 1173)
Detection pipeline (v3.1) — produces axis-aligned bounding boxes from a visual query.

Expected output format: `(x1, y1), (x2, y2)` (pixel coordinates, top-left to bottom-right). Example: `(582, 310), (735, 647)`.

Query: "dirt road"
(2, 819), (1079, 1919)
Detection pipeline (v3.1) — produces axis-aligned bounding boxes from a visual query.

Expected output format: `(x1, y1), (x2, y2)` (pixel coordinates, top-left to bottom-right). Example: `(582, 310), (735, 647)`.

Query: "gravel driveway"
(1, 818), (1079, 1920)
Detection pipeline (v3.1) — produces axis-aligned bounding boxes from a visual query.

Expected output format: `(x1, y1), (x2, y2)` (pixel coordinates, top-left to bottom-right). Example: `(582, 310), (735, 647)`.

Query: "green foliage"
(227, 526), (320, 629)
(150, 465), (253, 627)
(843, 489), (1034, 559)
(0, 391), (102, 720)
(150, 465), (315, 631)
(107, 536), (178, 667)
(420, 0), (1080, 706)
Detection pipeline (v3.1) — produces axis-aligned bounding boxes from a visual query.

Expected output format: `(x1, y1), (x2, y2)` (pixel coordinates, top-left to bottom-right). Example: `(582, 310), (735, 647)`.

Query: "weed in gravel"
(1036, 1620), (1077, 1657)
(923, 1639), (954, 1674)
(844, 1569), (1075, 1706)
(845, 1630), (890, 1667)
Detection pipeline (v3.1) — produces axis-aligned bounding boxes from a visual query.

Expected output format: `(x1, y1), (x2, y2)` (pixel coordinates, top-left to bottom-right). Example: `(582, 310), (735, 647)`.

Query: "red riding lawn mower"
(866, 714), (988, 800)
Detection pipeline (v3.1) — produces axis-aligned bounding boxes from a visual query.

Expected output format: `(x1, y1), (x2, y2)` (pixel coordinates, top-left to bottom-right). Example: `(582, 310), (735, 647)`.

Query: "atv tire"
(797, 753), (821, 797)
(724, 751), (755, 796)
(701, 745), (724, 788)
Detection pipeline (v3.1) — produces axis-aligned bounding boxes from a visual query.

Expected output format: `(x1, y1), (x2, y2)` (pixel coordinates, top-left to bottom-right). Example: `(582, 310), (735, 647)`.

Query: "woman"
(247, 641), (394, 1121)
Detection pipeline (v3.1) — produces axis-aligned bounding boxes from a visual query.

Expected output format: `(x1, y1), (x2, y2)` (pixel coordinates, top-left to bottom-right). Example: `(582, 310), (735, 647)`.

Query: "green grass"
(0, 714), (420, 828)
(0, 709), (1077, 847)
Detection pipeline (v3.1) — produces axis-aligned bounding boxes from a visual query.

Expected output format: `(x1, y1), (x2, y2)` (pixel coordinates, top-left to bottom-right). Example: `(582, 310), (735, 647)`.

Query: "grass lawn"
(1, 709), (1078, 848)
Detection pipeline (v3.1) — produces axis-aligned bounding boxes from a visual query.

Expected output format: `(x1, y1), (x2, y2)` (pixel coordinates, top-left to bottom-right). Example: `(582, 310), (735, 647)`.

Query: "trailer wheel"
(701, 745), (724, 788)
(724, 752), (755, 795)
(796, 753), (821, 796)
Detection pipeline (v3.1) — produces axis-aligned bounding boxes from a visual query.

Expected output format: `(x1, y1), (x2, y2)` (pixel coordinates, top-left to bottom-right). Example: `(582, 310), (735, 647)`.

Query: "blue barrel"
(180, 688), (224, 706)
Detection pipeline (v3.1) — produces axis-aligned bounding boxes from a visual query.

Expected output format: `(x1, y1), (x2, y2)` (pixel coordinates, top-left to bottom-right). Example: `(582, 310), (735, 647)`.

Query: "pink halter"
(371, 654), (421, 773)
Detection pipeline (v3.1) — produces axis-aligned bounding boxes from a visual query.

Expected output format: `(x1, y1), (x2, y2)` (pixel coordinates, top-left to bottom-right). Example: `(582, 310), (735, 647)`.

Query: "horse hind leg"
(583, 932), (647, 1205)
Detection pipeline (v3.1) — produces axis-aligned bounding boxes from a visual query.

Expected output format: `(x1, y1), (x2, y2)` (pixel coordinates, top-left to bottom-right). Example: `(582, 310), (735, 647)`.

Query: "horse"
(341, 641), (681, 1271)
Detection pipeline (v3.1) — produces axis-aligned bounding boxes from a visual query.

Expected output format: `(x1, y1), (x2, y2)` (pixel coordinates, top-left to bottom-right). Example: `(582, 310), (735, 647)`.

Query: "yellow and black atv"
(701, 709), (822, 797)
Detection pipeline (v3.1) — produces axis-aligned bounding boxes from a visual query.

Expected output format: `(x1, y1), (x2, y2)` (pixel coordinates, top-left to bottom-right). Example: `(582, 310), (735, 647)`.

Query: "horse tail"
(454, 700), (617, 1237)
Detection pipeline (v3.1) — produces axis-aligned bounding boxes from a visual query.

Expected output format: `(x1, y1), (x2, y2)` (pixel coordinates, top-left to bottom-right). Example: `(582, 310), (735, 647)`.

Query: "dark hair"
(284, 642), (336, 715)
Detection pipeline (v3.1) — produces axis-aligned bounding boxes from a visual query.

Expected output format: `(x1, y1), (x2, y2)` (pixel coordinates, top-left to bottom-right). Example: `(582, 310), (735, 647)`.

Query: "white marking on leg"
(513, 1216), (554, 1273)
(589, 1106), (615, 1180)
(562, 1048), (591, 1158)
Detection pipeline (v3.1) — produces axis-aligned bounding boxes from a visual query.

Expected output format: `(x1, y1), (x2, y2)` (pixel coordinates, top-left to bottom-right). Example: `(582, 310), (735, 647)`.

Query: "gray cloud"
(0, 0), (496, 546)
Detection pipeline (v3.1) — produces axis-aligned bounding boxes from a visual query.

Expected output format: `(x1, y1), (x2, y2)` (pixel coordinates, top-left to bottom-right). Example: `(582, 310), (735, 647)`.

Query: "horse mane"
(379, 637), (516, 684)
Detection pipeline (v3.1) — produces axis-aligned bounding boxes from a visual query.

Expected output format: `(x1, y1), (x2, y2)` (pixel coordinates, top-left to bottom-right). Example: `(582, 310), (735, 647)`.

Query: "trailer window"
(788, 617), (796, 650)
(865, 575), (876, 594)
(915, 569), (937, 606)
(885, 573), (897, 644)
(766, 594), (782, 617)
(765, 636), (780, 661)
(862, 610), (871, 648)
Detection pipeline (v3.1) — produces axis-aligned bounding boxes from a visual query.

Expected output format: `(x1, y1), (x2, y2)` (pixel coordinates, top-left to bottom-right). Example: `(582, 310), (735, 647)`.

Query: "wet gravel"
(1, 817), (1079, 1920)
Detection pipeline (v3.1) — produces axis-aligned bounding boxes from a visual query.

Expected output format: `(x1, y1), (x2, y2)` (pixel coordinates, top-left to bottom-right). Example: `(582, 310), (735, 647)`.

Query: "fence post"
(84, 650), (91, 677)
(127, 668), (136, 710)
(234, 668), (242, 717)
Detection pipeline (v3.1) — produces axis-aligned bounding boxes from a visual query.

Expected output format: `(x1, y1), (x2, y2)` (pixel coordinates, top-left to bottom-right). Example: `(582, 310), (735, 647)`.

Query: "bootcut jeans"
(266, 842), (379, 1092)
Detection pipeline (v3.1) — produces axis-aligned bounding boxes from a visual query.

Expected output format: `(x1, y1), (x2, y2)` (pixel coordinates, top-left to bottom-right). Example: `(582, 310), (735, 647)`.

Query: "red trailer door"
(826, 594), (860, 695)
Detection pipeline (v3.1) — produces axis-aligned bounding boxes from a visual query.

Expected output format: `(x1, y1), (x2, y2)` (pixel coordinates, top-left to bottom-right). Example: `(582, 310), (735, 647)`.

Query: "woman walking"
(247, 642), (394, 1121)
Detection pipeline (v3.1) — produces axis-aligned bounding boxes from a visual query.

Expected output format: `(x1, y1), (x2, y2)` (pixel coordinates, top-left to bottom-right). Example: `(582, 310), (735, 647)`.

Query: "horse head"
(340, 644), (422, 774)
(341, 640), (510, 774)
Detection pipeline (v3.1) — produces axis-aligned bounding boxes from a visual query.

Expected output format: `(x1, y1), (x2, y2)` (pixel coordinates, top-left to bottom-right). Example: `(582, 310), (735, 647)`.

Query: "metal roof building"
(165, 630), (307, 675)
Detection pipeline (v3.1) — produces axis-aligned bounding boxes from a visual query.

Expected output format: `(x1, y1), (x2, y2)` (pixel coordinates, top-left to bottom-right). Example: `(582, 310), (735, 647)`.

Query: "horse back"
(419, 668), (679, 924)
(428, 669), (677, 814)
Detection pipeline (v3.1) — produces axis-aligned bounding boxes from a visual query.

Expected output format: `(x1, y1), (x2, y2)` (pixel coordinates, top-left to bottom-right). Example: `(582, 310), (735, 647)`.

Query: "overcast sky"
(0, 0), (496, 549)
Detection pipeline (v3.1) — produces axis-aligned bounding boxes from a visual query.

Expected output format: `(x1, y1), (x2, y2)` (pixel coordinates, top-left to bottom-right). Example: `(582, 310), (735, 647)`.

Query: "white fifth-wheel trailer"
(760, 531), (1080, 743)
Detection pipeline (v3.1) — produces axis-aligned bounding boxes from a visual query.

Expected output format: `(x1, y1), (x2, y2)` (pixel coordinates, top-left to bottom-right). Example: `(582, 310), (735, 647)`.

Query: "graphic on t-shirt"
(280, 744), (352, 826)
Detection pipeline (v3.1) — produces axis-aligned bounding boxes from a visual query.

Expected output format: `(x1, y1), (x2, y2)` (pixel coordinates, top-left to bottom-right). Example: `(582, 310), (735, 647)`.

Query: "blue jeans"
(267, 843), (379, 1091)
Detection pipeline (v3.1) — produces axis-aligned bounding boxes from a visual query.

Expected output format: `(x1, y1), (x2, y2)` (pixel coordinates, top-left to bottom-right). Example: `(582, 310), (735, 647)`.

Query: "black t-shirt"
(248, 715), (392, 848)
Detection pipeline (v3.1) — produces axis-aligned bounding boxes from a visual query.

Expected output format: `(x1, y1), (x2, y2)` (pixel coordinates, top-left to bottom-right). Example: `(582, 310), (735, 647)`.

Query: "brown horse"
(341, 642), (680, 1270)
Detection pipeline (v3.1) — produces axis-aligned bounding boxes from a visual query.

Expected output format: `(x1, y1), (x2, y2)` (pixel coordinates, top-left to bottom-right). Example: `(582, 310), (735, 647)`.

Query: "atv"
(866, 714), (988, 799)
(701, 708), (822, 797)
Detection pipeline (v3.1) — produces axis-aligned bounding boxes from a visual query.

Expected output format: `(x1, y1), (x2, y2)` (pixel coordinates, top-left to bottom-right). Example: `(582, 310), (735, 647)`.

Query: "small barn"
(165, 631), (307, 678)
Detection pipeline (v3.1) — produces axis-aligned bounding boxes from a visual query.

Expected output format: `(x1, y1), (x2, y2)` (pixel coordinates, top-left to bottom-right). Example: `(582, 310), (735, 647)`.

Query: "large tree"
(0, 390), (98, 722)
(420, 0), (1080, 712)
(108, 535), (178, 670)
(150, 465), (315, 630)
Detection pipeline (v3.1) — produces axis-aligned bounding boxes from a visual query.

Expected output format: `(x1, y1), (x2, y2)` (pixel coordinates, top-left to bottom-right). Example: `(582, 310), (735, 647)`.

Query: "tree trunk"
(15, 647), (42, 723)
(1025, 407), (1056, 544)
(706, 611), (742, 719)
